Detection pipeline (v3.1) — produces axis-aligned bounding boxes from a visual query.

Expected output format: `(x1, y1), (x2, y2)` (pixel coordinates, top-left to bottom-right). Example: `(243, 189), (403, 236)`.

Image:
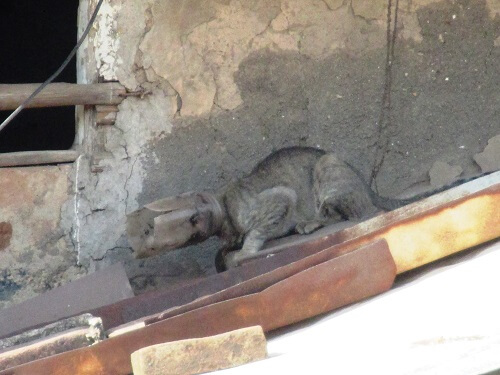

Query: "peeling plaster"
(69, 90), (173, 270)
(352, 0), (388, 20)
(91, 0), (497, 122)
(136, 0), (388, 116)
(73, 155), (83, 264)
(485, 0), (500, 18)
(94, 0), (122, 81)
(92, 0), (388, 117)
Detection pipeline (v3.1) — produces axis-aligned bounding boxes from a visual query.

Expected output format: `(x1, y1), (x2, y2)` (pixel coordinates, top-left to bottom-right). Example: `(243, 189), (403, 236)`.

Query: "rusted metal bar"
(0, 240), (395, 375)
(0, 323), (104, 371)
(106, 237), (389, 334)
(0, 83), (126, 110)
(0, 150), (80, 168)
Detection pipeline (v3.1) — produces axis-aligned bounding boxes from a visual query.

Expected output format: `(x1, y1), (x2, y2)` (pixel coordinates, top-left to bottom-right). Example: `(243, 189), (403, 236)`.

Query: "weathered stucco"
(98, 0), (499, 118)
(0, 166), (83, 309)
(1, 0), (498, 305)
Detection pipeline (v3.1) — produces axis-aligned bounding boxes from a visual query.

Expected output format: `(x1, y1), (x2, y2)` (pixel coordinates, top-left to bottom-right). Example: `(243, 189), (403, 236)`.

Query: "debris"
(91, 172), (500, 334)
(126, 192), (223, 259)
(474, 134), (500, 173)
(0, 314), (102, 350)
(130, 326), (267, 375)
(0, 316), (104, 371)
(429, 161), (463, 188)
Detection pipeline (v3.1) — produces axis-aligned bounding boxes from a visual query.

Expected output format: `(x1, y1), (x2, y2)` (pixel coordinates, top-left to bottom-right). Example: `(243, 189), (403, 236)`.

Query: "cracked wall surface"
(1, 0), (498, 306)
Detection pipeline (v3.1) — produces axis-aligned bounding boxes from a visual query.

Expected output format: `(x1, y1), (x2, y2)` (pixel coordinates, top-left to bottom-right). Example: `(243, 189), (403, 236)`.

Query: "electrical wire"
(0, 0), (105, 134)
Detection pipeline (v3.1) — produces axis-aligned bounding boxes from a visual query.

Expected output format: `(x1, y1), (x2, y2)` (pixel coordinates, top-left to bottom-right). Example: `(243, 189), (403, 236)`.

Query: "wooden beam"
(96, 110), (117, 126)
(0, 83), (126, 110)
(0, 150), (80, 168)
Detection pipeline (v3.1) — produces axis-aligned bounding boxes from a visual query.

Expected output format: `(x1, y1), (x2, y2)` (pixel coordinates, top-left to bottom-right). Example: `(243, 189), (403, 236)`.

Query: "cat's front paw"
(224, 251), (243, 268)
(295, 221), (323, 235)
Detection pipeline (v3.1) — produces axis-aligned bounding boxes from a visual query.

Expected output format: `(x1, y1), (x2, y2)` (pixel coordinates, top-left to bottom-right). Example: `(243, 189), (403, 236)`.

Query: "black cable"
(0, 0), (105, 134)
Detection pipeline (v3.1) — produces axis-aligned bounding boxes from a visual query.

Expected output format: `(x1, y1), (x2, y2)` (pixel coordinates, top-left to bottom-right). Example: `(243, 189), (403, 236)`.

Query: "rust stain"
(238, 183), (499, 274)
(260, 186), (499, 274)
(0, 222), (12, 251)
(377, 191), (499, 273)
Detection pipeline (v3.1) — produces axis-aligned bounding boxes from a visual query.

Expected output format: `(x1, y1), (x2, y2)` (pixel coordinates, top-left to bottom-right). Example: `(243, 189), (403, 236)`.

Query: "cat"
(214, 146), (418, 267)
(130, 146), (476, 268)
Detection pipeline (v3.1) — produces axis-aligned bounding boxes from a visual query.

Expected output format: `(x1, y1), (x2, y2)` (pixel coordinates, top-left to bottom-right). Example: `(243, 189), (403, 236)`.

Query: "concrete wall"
(1, 0), (498, 306)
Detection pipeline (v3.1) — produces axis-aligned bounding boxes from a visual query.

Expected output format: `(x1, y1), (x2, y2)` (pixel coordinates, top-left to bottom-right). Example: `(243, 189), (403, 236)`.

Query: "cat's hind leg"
(313, 153), (377, 222)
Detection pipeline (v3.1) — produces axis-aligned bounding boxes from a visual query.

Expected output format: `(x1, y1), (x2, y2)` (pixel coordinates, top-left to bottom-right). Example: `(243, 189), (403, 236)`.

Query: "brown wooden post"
(0, 83), (126, 110)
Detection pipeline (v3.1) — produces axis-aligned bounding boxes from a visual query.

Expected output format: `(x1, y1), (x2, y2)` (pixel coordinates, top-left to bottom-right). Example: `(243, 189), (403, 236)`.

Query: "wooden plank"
(0, 263), (134, 340)
(130, 326), (267, 375)
(0, 83), (126, 110)
(95, 105), (119, 113)
(96, 110), (117, 126)
(0, 150), (80, 167)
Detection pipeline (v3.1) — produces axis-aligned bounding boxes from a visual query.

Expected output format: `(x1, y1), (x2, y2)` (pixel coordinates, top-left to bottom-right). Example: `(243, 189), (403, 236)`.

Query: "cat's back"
(252, 147), (325, 173)
(234, 147), (324, 219)
(243, 147), (325, 190)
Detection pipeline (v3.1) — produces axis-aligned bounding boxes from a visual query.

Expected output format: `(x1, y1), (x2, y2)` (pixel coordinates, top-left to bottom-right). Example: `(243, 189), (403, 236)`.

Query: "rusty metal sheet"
(90, 172), (499, 331)
(116, 229), (379, 329)
(0, 240), (395, 375)
(0, 263), (134, 340)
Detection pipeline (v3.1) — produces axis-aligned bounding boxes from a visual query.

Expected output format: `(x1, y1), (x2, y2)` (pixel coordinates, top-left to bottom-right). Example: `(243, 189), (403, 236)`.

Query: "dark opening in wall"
(0, 0), (79, 153)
